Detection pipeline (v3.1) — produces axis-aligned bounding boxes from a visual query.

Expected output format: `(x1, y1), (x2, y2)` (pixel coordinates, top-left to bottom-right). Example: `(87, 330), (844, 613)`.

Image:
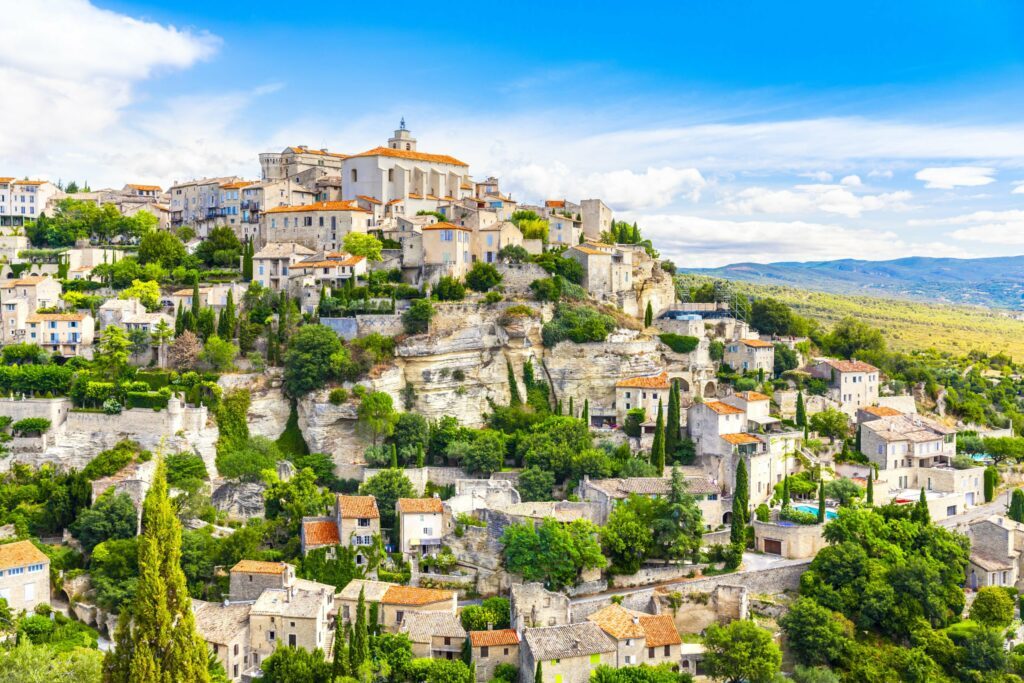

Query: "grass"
(704, 279), (1024, 359)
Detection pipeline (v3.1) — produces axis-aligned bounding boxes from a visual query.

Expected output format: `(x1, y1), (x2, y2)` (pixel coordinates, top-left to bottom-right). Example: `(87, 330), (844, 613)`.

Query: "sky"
(3, 1), (1024, 267)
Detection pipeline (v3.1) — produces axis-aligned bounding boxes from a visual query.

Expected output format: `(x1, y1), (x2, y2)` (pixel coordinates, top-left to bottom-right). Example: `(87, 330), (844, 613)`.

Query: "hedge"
(125, 392), (170, 411)
(659, 333), (700, 354)
(0, 365), (74, 396)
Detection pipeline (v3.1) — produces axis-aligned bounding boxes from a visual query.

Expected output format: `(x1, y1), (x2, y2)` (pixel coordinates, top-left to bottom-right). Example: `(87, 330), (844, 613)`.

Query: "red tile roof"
(231, 560), (287, 575)
(382, 585), (454, 605)
(0, 540), (47, 570)
(721, 433), (761, 445)
(303, 520), (340, 547)
(704, 401), (745, 415)
(338, 495), (380, 519)
(349, 146), (468, 166)
(264, 200), (369, 214)
(638, 614), (681, 648)
(397, 498), (444, 514)
(820, 358), (879, 373)
(470, 629), (520, 647)
(616, 371), (670, 389)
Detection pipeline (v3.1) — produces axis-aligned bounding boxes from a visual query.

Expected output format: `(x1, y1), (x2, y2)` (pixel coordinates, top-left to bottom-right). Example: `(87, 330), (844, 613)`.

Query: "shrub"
(541, 304), (617, 347)
(779, 506), (819, 525)
(465, 262), (502, 292)
(403, 299), (434, 335)
(434, 276), (465, 301)
(329, 388), (349, 405)
(483, 291), (503, 304)
(11, 417), (51, 436)
(658, 333), (700, 354)
(82, 440), (146, 480)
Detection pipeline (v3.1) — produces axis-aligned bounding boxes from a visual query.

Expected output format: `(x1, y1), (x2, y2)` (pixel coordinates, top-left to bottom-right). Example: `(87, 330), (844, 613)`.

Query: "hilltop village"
(2, 124), (1024, 683)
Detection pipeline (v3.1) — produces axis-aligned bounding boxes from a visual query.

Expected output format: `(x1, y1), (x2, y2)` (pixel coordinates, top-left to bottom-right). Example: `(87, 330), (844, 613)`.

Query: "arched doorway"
(704, 381), (716, 398)
(722, 511), (733, 525)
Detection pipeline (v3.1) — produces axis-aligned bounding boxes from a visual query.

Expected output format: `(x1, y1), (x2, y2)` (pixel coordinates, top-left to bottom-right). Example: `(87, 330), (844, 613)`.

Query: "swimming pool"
(793, 504), (837, 520)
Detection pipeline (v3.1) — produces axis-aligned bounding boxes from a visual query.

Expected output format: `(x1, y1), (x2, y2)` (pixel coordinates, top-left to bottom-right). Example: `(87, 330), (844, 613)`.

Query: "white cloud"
(799, 171), (833, 182)
(1012, 181), (1024, 195)
(625, 213), (967, 267)
(915, 166), (996, 189)
(840, 175), (862, 187)
(948, 225), (1024, 245)
(868, 169), (894, 179)
(721, 183), (911, 218)
(909, 209), (1024, 226)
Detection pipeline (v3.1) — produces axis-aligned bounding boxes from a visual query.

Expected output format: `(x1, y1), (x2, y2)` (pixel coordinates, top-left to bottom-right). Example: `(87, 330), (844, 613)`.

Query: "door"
(966, 492), (975, 506)
(764, 539), (783, 555)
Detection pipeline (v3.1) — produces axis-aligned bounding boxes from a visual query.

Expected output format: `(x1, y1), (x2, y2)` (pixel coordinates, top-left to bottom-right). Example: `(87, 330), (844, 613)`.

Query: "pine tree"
(734, 459), (749, 524)
(191, 281), (201, 320)
(666, 381), (680, 460)
(867, 466), (875, 505)
(535, 660), (544, 683)
(795, 391), (806, 427)
(104, 458), (211, 683)
(174, 301), (184, 337)
(1010, 489), (1024, 523)
(349, 587), (368, 672)
(582, 398), (589, 426)
(651, 400), (665, 472)
(817, 481), (826, 523)
(506, 360), (522, 406)
(644, 301), (653, 327)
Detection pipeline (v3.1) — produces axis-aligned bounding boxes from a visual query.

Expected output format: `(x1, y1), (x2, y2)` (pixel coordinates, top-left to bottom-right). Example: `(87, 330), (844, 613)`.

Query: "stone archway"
(703, 381), (716, 398)
(676, 378), (690, 394)
(722, 511), (733, 525)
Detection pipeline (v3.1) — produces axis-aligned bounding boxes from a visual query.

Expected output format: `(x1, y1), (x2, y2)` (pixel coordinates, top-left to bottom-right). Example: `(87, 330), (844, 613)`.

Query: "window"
(234, 644), (239, 656)
(395, 610), (404, 624)
(24, 583), (35, 601)
(268, 631), (275, 642)
(663, 645), (670, 656)
(388, 169), (394, 182)
(480, 646), (488, 658)
(649, 647), (655, 659)
(352, 170), (358, 183)
(288, 634), (296, 647)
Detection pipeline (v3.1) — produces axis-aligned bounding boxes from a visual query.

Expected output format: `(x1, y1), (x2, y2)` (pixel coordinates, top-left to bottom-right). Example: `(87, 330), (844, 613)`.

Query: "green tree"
(750, 298), (796, 336)
(462, 430), (506, 476)
(349, 586), (369, 672)
(506, 360), (522, 406)
(517, 466), (555, 502)
(780, 597), (852, 667)
(501, 518), (604, 590)
(1010, 489), (1024, 523)
(666, 381), (680, 459)
(702, 619), (781, 683)
(94, 326), (130, 381)
(402, 299), (434, 335)
(260, 646), (333, 683)
(69, 489), (136, 553)
(817, 481), (826, 523)
(465, 261), (502, 292)
(242, 239), (254, 281)
(822, 316), (886, 358)
(969, 586), (1015, 628)
(104, 458), (211, 683)
(359, 469), (415, 530)
(582, 398), (589, 425)
(734, 459), (749, 524)
(201, 335), (238, 372)
(535, 661), (543, 683)
(866, 468), (874, 505)
(282, 325), (345, 396)
(984, 466), (998, 503)
(138, 230), (186, 268)
(650, 400), (665, 472)
(729, 494), (746, 546)
(357, 391), (398, 447)
(343, 232), (383, 261)
(195, 226), (243, 267)
(809, 408), (849, 443)
(644, 301), (653, 327)
(434, 276), (465, 301)
(0, 640), (103, 683)
(119, 279), (161, 312)
(796, 390), (806, 427)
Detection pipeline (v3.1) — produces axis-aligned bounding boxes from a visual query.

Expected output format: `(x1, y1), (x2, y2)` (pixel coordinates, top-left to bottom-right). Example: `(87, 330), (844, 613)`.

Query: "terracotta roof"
(863, 405), (902, 417)
(386, 199), (403, 205)
(735, 391), (771, 402)
(722, 433), (761, 445)
(231, 560), (287, 575)
(470, 629), (520, 647)
(545, 200), (566, 208)
(356, 195), (382, 205)
(349, 146), (468, 166)
(616, 371), (670, 389)
(338, 495), (380, 519)
(264, 200), (369, 214)
(408, 193), (423, 199)
(127, 184), (162, 191)
(704, 401), (745, 415)
(27, 313), (86, 322)
(13, 180), (47, 186)
(303, 519), (340, 547)
(819, 358), (879, 373)
(1, 276), (50, 287)
(422, 222), (471, 232)
(739, 338), (775, 348)
(287, 146), (348, 159)
(638, 614), (681, 648)
(382, 584), (454, 606)
(397, 497), (444, 514)
(588, 604), (646, 639)
(0, 540), (47, 570)
(220, 180), (255, 190)
(0, 178), (13, 184)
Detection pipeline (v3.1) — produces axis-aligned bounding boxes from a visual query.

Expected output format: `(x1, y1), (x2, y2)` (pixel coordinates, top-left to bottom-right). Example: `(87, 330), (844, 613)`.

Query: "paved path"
(938, 490), (1012, 528)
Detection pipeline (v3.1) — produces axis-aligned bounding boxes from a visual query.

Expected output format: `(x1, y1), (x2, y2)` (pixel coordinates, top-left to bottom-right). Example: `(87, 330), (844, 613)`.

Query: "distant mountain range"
(683, 255), (1024, 309)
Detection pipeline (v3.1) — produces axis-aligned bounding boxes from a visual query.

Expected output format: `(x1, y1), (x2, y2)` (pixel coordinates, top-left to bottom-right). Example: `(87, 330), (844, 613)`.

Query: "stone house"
(397, 497), (444, 558)
(723, 339), (775, 375)
(577, 475), (721, 529)
(548, 213), (583, 246)
(511, 582), (571, 632)
(753, 518), (827, 559)
(581, 198), (612, 240)
(421, 223), (472, 279)
(252, 242), (315, 292)
(300, 494), (381, 565)
(400, 610), (466, 659)
(470, 628), (520, 681)
(809, 358), (880, 416)
(0, 275), (62, 343)
(521, 622), (617, 683)
(964, 516), (1024, 590)
(192, 599), (252, 681)
(614, 370), (670, 423)
(26, 312), (94, 358)
(0, 540), (49, 611)
(98, 298), (174, 335)
(168, 282), (247, 316)
(475, 221), (523, 264)
(565, 242), (632, 298)
(338, 579), (457, 633)
(586, 604), (683, 669)
(261, 200), (372, 252)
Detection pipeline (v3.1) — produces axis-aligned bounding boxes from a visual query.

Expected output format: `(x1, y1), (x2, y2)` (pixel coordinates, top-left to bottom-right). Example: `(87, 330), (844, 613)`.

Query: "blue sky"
(3, 1), (1024, 266)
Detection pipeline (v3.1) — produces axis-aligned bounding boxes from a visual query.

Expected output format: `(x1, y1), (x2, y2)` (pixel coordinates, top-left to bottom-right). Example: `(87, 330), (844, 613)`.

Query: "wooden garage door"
(764, 539), (782, 555)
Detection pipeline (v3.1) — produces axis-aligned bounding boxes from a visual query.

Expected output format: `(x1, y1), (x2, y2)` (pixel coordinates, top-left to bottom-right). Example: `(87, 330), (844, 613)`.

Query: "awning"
(748, 416), (780, 425)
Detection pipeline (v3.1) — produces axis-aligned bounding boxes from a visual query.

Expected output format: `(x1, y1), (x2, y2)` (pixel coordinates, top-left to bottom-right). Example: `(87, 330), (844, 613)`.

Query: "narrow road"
(938, 490), (1012, 529)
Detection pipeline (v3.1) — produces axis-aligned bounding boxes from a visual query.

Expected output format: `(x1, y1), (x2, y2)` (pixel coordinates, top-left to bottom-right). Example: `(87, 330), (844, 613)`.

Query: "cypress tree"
(781, 475), (791, 508)
(582, 398), (589, 426)
(734, 459), (749, 524)
(389, 444), (398, 468)
(368, 601), (379, 636)
(569, 396), (575, 417)
(795, 390), (806, 427)
(556, 400), (563, 415)
(349, 587), (368, 672)
(651, 400), (665, 472)
(416, 444), (425, 468)
(216, 308), (229, 339)
(224, 289), (236, 338)
(243, 239), (254, 281)
(729, 494), (746, 545)
(191, 281), (201, 320)
(535, 660), (544, 683)
(866, 468), (874, 505)
(507, 360), (522, 406)
(817, 481), (826, 523)
(1010, 489), (1024, 523)
(644, 301), (653, 327)
(104, 458), (211, 682)
(666, 381), (680, 460)
(174, 301), (184, 337)
(985, 466), (997, 503)
(913, 487), (931, 525)
(332, 607), (348, 678)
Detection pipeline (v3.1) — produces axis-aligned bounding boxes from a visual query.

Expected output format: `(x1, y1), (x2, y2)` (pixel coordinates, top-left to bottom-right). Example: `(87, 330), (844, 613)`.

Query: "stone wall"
(356, 314), (405, 338)
(0, 397), (70, 425)
(511, 582), (571, 631)
(320, 317), (359, 340)
(495, 262), (549, 292)
(610, 564), (706, 589)
(363, 466), (469, 495)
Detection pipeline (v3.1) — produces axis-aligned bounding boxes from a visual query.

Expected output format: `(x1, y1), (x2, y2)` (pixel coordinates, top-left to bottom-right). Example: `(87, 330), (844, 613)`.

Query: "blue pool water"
(794, 504), (837, 520)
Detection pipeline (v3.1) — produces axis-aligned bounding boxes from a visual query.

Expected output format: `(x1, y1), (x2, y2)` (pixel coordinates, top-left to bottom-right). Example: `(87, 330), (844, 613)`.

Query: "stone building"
(581, 198), (612, 240)
(614, 370), (670, 423)
(470, 628), (520, 681)
(399, 610), (466, 659)
(587, 604), (683, 670)
(261, 200), (372, 252)
(963, 515), (1024, 589)
(521, 622), (617, 683)
(192, 599), (252, 681)
(397, 497), (444, 558)
(252, 242), (315, 292)
(808, 358), (880, 416)
(577, 474), (722, 528)
(338, 579), (457, 633)
(300, 494), (381, 565)
(722, 338), (775, 375)
(510, 582), (571, 632)
(0, 540), (49, 611)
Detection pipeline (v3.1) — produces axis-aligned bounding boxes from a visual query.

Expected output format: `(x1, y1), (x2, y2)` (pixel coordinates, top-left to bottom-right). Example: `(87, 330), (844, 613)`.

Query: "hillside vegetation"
(680, 275), (1024, 359)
